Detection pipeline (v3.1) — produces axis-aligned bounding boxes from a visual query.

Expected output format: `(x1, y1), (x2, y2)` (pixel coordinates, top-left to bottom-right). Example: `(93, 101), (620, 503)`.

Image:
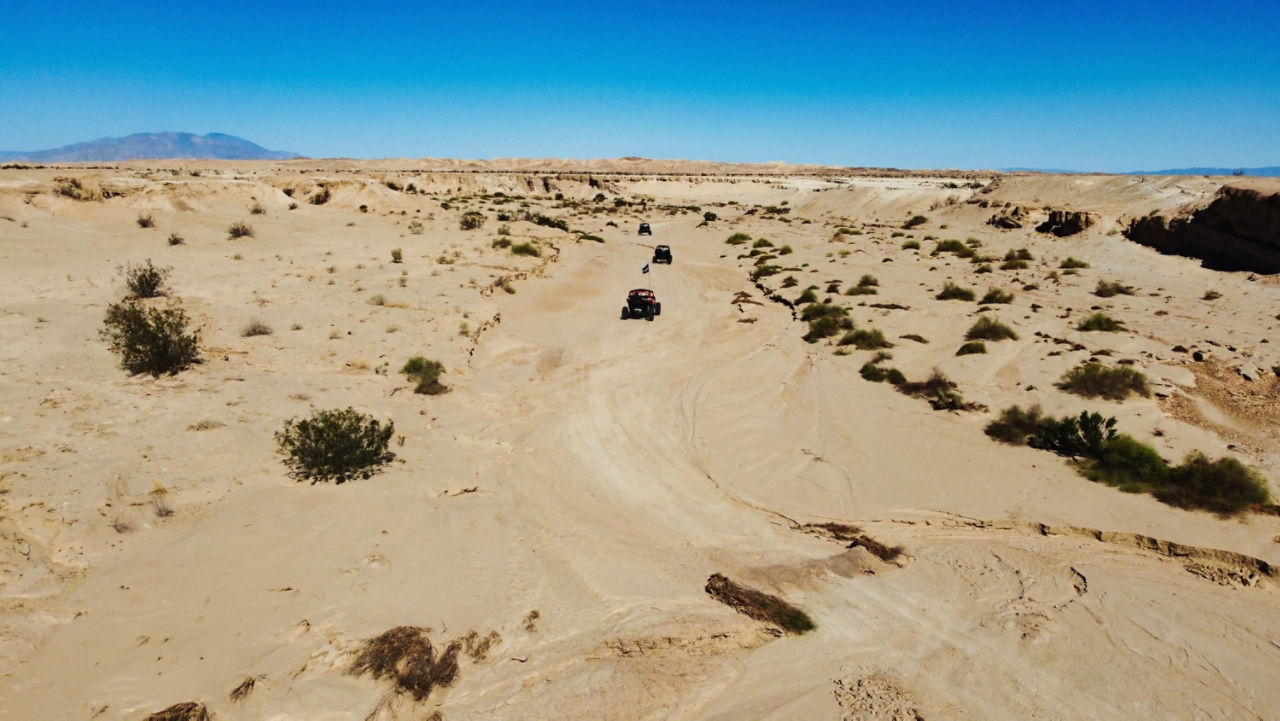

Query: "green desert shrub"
(897, 369), (969, 410)
(839, 328), (891, 350)
(984, 405), (1046, 445)
(750, 264), (782, 281)
(902, 214), (928, 229)
(1060, 256), (1090, 269)
(777, 244), (793, 255)
(274, 407), (395, 484)
(885, 367), (906, 385)
(965, 316), (1018, 341)
(860, 362), (887, 382)
(801, 304), (848, 343)
(902, 239), (921, 250)
(1056, 362), (1150, 400)
(725, 232), (751, 245)
(1076, 313), (1125, 332)
(956, 341), (987, 355)
(936, 281), (975, 301)
(1202, 290), (1222, 301)
(390, 248), (403, 263)
(491, 237), (512, 249)
(122, 259), (170, 298)
(228, 221), (254, 239)
(752, 238), (774, 248)
(511, 242), (540, 257)
(1082, 434), (1170, 492)
(979, 287), (1014, 304)
(1156, 453), (1271, 514)
(100, 300), (200, 376)
(795, 287), (819, 304)
(402, 356), (449, 395)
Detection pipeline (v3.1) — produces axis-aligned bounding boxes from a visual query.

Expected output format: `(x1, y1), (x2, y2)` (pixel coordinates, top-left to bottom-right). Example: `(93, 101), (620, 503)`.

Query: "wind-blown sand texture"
(1, 161), (1278, 719)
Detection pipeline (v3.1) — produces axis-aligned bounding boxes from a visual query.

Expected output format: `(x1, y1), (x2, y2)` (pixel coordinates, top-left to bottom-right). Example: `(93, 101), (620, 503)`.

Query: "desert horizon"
(1, 158), (1278, 719)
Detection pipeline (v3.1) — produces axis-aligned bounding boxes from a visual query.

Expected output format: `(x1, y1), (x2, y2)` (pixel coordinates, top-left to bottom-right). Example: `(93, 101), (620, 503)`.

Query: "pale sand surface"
(1, 162), (1278, 719)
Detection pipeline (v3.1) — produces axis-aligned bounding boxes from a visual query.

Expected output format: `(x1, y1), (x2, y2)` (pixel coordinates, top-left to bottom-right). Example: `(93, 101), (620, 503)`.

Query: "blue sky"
(2, 0), (1277, 170)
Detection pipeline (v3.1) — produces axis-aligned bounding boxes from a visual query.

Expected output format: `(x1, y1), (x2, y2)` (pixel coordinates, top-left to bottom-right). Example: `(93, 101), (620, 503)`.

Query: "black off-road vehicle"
(638, 222), (652, 236)
(652, 244), (672, 264)
(621, 288), (661, 321)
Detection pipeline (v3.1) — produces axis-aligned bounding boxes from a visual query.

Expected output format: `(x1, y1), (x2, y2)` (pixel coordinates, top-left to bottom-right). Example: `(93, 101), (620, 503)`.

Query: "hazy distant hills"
(0, 132), (300, 162)
(1004, 166), (1280, 177)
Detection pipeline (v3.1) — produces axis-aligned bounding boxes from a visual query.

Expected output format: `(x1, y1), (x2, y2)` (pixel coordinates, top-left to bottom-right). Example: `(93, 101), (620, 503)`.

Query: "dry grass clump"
(1060, 256), (1090, 269)
(1076, 312), (1125, 332)
(897, 369), (973, 410)
(936, 281), (975, 301)
(902, 239), (921, 249)
(229, 676), (259, 702)
(122, 259), (170, 298)
(1094, 280), (1135, 297)
(228, 221), (254, 239)
(241, 319), (273, 337)
(136, 213), (156, 228)
(250, 202), (267, 215)
(705, 573), (815, 634)
(350, 626), (461, 701)
(839, 327), (891, 350)
(460, 211), (486, 230)
(965, 316), (1018, 341)
(167, 232), (185, 246)
(390, 248), (403, 263)
(933, 239), (976, 258)
(144, 702), (211, 721)
(1056, 362), (1150, 400)
(979, 287), (1014, 304)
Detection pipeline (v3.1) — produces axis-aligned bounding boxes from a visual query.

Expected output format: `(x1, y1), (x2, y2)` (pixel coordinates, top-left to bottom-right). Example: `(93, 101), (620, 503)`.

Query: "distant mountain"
(0, 132), (300, 162)
(1002, 166), (1280, 177)
(1129, 166), (1280, 177)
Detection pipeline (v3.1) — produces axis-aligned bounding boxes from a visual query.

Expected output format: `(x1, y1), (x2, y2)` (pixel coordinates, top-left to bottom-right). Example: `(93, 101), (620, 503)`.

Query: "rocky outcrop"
(1036, 210), (1095, 237)
(988, 205), (1031, 229)
(1123, 182), (1280, 273)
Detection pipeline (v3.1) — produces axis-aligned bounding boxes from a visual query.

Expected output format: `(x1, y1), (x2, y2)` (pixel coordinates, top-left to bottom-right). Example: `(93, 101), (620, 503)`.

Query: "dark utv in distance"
(652, 245), (672, 264)
(622, 288), (662, 321)
(638, 222), (652, 236)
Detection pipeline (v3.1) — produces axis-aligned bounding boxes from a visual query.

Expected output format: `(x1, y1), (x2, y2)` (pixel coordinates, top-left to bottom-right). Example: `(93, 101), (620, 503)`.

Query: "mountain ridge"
(0, 132), (300, 162)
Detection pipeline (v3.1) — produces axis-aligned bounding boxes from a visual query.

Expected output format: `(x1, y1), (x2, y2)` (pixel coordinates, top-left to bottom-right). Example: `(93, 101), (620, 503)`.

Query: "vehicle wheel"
(622, 306), (630, 320)
(654, 302), (661, 315)
(645, 307), (654, 321)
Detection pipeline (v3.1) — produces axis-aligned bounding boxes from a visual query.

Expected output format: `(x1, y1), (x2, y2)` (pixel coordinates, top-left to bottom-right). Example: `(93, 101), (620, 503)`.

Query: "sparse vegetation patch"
(275, 408), (395, 483)
(705, 573), (815, 634)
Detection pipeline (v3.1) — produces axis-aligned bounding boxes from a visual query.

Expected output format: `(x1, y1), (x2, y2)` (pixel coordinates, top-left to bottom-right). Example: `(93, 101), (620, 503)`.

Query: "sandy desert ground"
(1, 161), (1278, 720)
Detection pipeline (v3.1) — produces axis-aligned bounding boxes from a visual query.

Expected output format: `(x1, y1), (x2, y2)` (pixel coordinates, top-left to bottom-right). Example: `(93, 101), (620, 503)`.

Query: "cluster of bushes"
(999, 248), (1032, 270)
(985, 406), (1270, 514)
(100, 260), (201, 376)
(933, 239), (976, 259)
(309, 186), (331, 205)
(801, 303), (851, 342)
(846, 274), (878, 296)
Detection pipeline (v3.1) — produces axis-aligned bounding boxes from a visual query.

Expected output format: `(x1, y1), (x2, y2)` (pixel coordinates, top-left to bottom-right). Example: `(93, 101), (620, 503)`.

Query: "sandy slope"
(1, 164), (1278, 720)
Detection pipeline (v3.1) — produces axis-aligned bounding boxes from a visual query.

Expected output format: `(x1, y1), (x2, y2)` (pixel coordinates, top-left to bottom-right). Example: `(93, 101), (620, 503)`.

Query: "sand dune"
(0, 163), (1277, 719)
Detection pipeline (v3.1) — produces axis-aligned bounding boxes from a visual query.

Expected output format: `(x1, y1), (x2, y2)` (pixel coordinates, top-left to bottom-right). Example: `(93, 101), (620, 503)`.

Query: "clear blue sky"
(2, 0), (1277, 170)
